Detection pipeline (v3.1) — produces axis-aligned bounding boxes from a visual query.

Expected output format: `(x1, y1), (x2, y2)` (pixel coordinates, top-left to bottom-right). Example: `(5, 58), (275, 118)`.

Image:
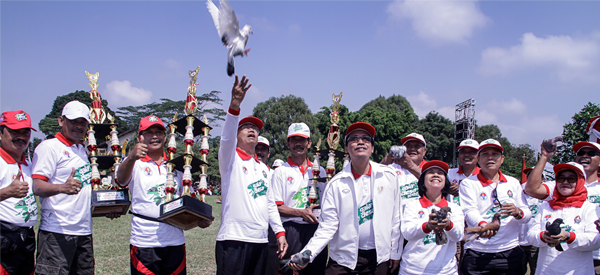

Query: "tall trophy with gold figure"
(84, 71), (131, 217)
(159, 66), (214, 230)
(318, 92), (346, 182)
(309, 139), (322, 217)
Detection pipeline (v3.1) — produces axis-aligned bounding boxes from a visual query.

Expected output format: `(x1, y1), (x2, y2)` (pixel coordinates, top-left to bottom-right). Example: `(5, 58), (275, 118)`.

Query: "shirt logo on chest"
(263, 170), (267, 178)
(247, 179), (267, 198)
(396, 170), (401, 175)
(544, 214), (552, 221)
(575, 215), (581, 224)
(144, 167), (152, 176)
(480, 192), (487, 200)
(452, 180), (458, 185)
(507, 190), (513, 198)
(242, 167), (248, 175)
(418, 210), (425, 219)
(64, 151), (70, 158)
(287, 176), (294, 185)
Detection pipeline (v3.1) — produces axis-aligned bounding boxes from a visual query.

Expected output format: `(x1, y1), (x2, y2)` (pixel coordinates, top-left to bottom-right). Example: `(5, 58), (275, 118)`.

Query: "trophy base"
(91, 189), (131, 217)
(159, 196), (213, 230)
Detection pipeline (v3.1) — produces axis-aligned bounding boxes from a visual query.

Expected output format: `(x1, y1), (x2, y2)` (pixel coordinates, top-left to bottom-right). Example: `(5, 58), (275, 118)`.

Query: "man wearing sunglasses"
(459, 139), (531, 275)
(525, 140), (600, 273)
(289, 122), (402, 274)
(216, 75), (287, 275)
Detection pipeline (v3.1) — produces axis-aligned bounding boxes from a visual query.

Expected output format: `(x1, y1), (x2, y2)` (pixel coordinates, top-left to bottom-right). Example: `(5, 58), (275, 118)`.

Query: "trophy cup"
(318, 92), (346, 182)
(308, 139), (322, 217)
(158, 66), (214, 230)
(84, 71), (131, 217)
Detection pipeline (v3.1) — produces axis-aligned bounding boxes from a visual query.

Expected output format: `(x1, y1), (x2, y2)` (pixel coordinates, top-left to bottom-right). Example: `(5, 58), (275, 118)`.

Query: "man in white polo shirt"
(447, 139), (480, 205)
(256, 135), (271, 166)
(271, 122), (327, 275)
(291, 122), (402, 274)
(32, 100), (95, 275)
(0, 110), (38, 275)
(116, 115), (212, 274)
(388, 133), (428, 204)
(459, 139), (531, 274)
(216, 75), (288, 275)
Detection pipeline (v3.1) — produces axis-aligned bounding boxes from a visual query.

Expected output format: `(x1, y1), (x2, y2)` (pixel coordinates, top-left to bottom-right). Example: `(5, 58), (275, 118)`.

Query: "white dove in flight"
(206, 0), (253, 77)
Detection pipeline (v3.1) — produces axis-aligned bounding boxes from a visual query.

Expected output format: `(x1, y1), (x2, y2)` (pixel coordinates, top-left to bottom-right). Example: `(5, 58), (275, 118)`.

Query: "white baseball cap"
(273, 159), (284, 168)
(401, 133), (426, 147)
(573, 141), (600, 154)
(287, 123), (310, 139)
(457, 139), (479, 151)
(257, 136), (270, 147)
(62, 101), (91, 123)
(478, 138), (504, 153)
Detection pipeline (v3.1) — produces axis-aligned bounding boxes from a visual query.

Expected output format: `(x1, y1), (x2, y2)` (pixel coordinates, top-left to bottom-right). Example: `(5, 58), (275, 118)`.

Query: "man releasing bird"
(206, 0), (253, 76)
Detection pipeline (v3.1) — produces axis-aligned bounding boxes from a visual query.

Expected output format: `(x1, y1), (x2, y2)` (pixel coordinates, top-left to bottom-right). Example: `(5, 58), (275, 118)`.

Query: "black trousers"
(216, 240), (268, 275)
(520, 245), (539, 275)
(35, 230), (94, 275)
(130, 244), (186, 275)
(0, 221), (35, 275)
(459, 247), (525, 275)
(325, 249), (389, 275)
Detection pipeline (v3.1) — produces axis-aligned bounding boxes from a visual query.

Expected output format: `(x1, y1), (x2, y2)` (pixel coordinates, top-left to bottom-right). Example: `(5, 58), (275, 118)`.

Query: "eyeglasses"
(346, 135), (373, 144)
(556, 176), (578, 184)
(577, 150), (598, 157)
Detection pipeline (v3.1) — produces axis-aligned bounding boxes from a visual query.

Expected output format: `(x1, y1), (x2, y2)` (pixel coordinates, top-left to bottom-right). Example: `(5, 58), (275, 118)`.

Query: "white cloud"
(478, 32), (600, 81)
(104, 80), (153, 107)
(387, 0), (489, 44)
(407, 92), (563, 146)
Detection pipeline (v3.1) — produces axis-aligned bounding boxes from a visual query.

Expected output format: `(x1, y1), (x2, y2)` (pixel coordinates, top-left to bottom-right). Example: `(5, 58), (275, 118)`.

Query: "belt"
(128, 211), (167, 224)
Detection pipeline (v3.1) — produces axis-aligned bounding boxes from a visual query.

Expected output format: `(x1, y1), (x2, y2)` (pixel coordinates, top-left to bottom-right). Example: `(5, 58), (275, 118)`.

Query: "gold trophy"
(84, 71), (131, 217)
(158, 66), (214, 230)
(318, 92), (346, 182)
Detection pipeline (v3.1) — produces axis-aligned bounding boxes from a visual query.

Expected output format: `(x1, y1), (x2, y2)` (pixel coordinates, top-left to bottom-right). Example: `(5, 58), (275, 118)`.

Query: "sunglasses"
(556, 176), (578, 184)
(346, 135), (373, 144)
(576, 150), (598, 157)
(492, 188), (503, 208)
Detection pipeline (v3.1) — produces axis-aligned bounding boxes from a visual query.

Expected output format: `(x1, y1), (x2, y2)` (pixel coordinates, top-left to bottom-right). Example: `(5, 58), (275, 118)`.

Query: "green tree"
(554, 102), (600, 164)
(252, 95), (321, 164)
(415, 111), (455, 163)
(359, 95), (416, 117)
(39, 90), (126, 138)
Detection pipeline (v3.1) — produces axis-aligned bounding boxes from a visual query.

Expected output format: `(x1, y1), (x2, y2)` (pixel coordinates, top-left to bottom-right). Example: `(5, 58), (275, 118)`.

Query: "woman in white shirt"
(401, 160), (465, 275)
(527, 162), (600, 275)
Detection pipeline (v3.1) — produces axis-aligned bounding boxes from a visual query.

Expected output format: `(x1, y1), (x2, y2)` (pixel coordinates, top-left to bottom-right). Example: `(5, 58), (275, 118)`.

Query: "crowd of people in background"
(1, 74), (600, 275)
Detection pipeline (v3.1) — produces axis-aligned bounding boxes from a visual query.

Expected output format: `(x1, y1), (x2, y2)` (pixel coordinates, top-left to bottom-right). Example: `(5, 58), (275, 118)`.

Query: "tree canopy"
(554, 102), (600, 164)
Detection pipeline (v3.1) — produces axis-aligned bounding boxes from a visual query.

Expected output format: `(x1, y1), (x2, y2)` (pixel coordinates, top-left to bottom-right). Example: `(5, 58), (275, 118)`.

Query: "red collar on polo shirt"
(287, 157), (313, 175)
(477, 170), (507, 187)
(236, 147), (260, 162)
(418, 159), (427, 168)
(351, 165), (372, 180)
(140, 152), (168, 164)
(55, 132), (84, 147)
(457, 166), (480, 176)
(0, 147), (27, 166)
(419, 196), (449, 208)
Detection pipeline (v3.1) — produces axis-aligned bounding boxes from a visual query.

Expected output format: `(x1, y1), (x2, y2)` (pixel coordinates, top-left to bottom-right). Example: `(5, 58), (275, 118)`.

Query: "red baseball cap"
(238, 116), (263, 131)
(0, 110), (37, 131)
(573, 141), (600, 154)
(138, 115), (166, 133)
(345, 122), (376, 138)
(421, 160), (449, 174)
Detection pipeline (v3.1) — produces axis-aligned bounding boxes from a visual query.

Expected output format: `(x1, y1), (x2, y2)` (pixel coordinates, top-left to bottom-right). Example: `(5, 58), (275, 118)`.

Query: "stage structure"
(453, 98), (476, 167)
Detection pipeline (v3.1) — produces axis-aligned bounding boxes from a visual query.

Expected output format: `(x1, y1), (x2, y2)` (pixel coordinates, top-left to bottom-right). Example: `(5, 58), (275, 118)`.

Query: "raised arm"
(525, 142), (555, 200)
(219, 75), (251, 171)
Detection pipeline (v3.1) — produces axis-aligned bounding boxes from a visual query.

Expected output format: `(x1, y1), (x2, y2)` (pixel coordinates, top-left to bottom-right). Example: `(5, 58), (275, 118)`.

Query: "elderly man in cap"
(216, 75), (288, 275)
(116, 115), (211, 275)
(270, 122), (327, 275)
(32, 100), (97, 274)
(525, 140), (600, 273)
(290, 122), (402, 275)
(386, 133), (428, 203)
(459, 139), (531, 275)
(0, 110), (38, 275)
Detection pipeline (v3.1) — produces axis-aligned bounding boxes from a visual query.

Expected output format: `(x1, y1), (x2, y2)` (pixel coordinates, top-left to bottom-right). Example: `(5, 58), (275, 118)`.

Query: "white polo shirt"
(122, 152), (185, 248)
(32, 133), (92, 235)
(519, 182), (544, 246)
(217, 109), (285, 243)
(0, 148), (37, 227)
(400, 197), (464, 275)
(389, 162), (418, 204)
(447, 166), (480, 205)
(271, 157), (326, 224)
(459, 171), (531, 253)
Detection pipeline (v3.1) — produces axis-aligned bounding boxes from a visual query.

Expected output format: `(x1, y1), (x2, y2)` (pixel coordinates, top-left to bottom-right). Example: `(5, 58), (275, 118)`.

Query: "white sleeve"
(271, 168), (284, 204)
(390, 175), (402, 260)
(571, 204), (600, 251)
(513, 183), (532, 224)
(527, 204), (547, 248)
(303, 182), (339, 262)
(31, 142), (58, 181)
(446, 204), (465, 243)
(218, 112), (240, 182)
(459, 180), (486, 227)
(401, 201), (428, 241)
(267, 176), (285, 234)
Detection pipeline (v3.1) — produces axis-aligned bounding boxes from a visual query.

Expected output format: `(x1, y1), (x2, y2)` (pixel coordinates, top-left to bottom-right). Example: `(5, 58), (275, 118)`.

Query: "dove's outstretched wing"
(206, 0), (240, 47)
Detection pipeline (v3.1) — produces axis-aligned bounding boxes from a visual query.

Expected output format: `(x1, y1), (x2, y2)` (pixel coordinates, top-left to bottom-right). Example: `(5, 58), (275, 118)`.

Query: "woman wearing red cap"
(527, 162), (600, 275)
(400, 160), (464, 275)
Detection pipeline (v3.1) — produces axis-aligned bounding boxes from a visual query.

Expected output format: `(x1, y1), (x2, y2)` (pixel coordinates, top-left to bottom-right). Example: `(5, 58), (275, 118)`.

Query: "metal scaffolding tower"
(453, 98), (476, 167)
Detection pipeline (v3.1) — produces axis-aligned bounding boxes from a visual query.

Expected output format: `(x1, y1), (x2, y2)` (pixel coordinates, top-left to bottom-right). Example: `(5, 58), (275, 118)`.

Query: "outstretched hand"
(230, 75), (252, 110)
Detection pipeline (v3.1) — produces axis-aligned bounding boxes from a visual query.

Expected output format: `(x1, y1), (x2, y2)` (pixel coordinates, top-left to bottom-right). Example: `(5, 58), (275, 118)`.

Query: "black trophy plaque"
(91, 188), (131, 217)
(159, 196), (214, 230)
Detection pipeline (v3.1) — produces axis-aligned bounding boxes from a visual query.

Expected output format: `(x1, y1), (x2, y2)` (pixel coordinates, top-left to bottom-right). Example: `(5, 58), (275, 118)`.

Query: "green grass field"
(34, 196), (222, 275)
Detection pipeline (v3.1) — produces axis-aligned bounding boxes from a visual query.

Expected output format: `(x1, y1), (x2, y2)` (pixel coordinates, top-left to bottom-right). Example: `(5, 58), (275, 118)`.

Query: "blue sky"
(2, 0), (599, 149)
